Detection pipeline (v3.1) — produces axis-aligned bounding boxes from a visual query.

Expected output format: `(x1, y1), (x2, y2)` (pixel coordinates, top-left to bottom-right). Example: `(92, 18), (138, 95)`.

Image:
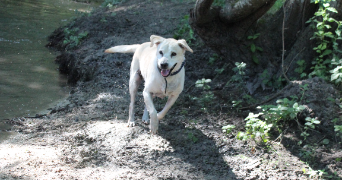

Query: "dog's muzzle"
(159, 63), (177, 77)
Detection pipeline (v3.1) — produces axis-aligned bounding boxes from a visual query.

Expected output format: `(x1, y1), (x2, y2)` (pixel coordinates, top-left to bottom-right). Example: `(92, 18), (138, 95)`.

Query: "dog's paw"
(142, 118), (150, 124)
(150, 129), (158, 135)
(150, 121), (158, 134)
(127, 121), (135, 127)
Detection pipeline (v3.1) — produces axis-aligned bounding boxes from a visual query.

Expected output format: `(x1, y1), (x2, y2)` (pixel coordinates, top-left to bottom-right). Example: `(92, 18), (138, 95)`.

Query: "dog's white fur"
(105, 35), (193, 134)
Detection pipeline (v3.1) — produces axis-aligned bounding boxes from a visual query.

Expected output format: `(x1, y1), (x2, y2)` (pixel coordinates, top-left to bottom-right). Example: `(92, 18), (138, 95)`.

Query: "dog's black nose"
(160, 63), (168, 69)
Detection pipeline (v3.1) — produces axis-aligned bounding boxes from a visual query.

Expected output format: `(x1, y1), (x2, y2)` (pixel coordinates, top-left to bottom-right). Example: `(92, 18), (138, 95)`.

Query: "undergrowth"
(63, 28), (89, 50)
(173, 15), (195, 45)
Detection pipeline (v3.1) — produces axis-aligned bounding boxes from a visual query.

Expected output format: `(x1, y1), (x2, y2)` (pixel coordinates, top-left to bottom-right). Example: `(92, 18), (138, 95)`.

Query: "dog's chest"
(148, 78), (181, 98)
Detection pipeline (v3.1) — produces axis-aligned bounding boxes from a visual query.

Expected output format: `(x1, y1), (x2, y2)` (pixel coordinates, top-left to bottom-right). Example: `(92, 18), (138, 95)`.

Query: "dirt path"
(1, 1), (341, 179)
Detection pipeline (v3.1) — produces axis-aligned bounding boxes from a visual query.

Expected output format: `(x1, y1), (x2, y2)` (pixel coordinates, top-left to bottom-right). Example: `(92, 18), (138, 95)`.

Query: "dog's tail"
(104, 44), (140, 54)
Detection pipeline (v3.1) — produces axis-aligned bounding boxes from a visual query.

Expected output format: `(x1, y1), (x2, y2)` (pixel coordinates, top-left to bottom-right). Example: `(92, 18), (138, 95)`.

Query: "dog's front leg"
(143, 91), (158, 134)
(157, 94), (179, 120)
(142, 107), (149, 124)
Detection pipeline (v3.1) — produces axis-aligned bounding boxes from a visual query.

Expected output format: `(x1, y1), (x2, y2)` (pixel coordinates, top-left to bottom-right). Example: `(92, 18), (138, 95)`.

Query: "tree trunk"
(190, 0), (342, 93)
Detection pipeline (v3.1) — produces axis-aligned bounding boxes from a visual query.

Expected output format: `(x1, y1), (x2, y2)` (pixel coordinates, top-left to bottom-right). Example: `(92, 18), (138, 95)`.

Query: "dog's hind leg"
(127, 70), (142, 127)
(142, 107), (149, 124)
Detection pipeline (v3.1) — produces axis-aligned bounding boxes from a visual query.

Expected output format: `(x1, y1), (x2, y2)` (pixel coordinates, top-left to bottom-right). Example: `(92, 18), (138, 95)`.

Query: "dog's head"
(150, 35), (193, 77)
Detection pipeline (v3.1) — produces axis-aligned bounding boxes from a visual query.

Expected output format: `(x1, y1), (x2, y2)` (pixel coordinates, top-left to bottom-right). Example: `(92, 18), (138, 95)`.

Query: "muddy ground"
(1, 0), (341, 179)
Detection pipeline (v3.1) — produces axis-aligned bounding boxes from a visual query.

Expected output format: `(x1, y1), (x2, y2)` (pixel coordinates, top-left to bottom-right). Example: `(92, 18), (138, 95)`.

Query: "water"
(0, 0), (98, 133)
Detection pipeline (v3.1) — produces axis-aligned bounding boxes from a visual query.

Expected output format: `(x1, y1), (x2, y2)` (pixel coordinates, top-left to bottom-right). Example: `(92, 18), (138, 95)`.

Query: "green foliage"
(226, 62), (247, 86)
(226, 97), (320, 144)
(215, 67), (225, 75)
(102, 0), (125, 7)
(306, 167), (327, 179)
(173, 15), (195, 45)
(260, 70), (271, 87)
(212, 0), (225, 7)
(232, 100), (243, 109)
(193, 78), (215, 112)
(195, 78), (211, 90)
(247, 33), (263, 64)
(299, 84), (309, 103)
(63, 28), (89, 50)
(330, 57), (342, 83)
(298, 117), (320, 145)
(100, 17), (107, 23)
(307, 0), (342, 83)
(332, 118), (342, 142)
(267, 0), (286, 14)
(259, 70), (286, 89)
(294, 60), (308, 78)
(236, 112), (273, 143)
(242, 94), (257, 105)
(334, 125), (342, 138)
(227, 96), (324, 145)
(208, 53), (220, 65)
(222, 125), (236, 134)
(187, 131), (198, 143)
(260, 98), (306, 133)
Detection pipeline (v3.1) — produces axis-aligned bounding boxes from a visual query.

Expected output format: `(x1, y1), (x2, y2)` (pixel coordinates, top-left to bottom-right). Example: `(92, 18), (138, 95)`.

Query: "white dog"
(105, 35), (193, 134)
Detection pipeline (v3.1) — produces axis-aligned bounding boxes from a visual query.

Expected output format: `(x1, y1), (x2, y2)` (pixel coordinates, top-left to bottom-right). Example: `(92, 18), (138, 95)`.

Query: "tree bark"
(190, 0), (342, 93)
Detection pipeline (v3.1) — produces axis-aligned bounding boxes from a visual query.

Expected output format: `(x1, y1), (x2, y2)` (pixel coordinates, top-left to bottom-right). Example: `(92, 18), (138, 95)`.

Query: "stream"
(0, 0), (98, 140)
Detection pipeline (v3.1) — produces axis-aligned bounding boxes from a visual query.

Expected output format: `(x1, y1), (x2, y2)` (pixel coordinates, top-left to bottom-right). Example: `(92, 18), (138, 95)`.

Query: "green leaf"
(195, 84), (203, 88)
(326, 7), (338, 13)
(316, 22), (323, 27)
(322, 139), (329, 144)
(252, 35), (259, 40)
(222, 125), (236, 130)
(293, 102), (299, 108)
(315, 11), (324, 16)
(331, 73), (340, 81)
(252, 55), (259, 64)
(256, 46), (263, 52)
(327, 17), (335, 22)
(324, 24), (331, 29)
(313, 120), (320, 124)
(322, 49), (332, 56)
(236, 132), (245, 140)
(276, 99), (283, 103)
(323, 3), (330, 8)
(251, 43), (256, 53)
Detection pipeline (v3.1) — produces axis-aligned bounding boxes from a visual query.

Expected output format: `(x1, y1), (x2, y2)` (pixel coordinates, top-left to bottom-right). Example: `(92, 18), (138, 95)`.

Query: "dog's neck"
(161, 61), (185, 93)
(169, 61), (185, 77)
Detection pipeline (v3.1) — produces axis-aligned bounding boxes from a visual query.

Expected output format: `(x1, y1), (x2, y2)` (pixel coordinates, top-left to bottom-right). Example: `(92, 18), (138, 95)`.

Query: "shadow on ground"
(158, 120), (237, 179)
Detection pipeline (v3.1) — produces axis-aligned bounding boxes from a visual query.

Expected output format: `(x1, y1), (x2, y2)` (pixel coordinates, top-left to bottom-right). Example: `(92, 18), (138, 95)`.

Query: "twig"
(185, 83), (195, 93)
(282, 5), (291, 83)
(24, 114), (47, 118)
(238, 83), (293, 110)
(316, 136), (326, 144)
(285, 47), (306, 74)
(272, 127), (289, 144)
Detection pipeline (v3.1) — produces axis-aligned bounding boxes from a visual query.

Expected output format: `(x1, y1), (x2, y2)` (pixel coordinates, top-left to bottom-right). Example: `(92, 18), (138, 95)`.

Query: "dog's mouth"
(160, 63), (177, 77)
(161, 69), (170, 77)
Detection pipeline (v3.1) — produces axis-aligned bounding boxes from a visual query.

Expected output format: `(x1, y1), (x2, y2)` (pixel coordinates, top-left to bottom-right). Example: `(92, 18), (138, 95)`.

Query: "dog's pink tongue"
(161, 69), (170, 77)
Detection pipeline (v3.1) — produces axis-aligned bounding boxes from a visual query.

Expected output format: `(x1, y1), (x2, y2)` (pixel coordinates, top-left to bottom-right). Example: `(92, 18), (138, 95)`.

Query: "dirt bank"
(1, 0), (341, 179)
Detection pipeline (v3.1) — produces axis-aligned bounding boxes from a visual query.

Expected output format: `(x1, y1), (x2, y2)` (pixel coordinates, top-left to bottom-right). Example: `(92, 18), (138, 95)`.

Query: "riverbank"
(1, 1), (341, 179)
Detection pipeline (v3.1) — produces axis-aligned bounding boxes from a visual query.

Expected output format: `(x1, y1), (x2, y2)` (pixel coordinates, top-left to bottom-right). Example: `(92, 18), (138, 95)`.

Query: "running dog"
(105, 35), (193, 134)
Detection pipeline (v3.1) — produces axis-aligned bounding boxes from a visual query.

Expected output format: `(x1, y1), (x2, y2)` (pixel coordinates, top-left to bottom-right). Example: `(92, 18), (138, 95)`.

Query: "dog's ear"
(177, 39), (193, 53)
(150, 35), (165, 47)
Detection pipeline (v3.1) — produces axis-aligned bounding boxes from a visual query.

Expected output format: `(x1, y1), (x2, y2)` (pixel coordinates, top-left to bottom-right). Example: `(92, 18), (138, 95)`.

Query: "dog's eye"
(159, 51), (163, 56)
(171, 52), (177, 57)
